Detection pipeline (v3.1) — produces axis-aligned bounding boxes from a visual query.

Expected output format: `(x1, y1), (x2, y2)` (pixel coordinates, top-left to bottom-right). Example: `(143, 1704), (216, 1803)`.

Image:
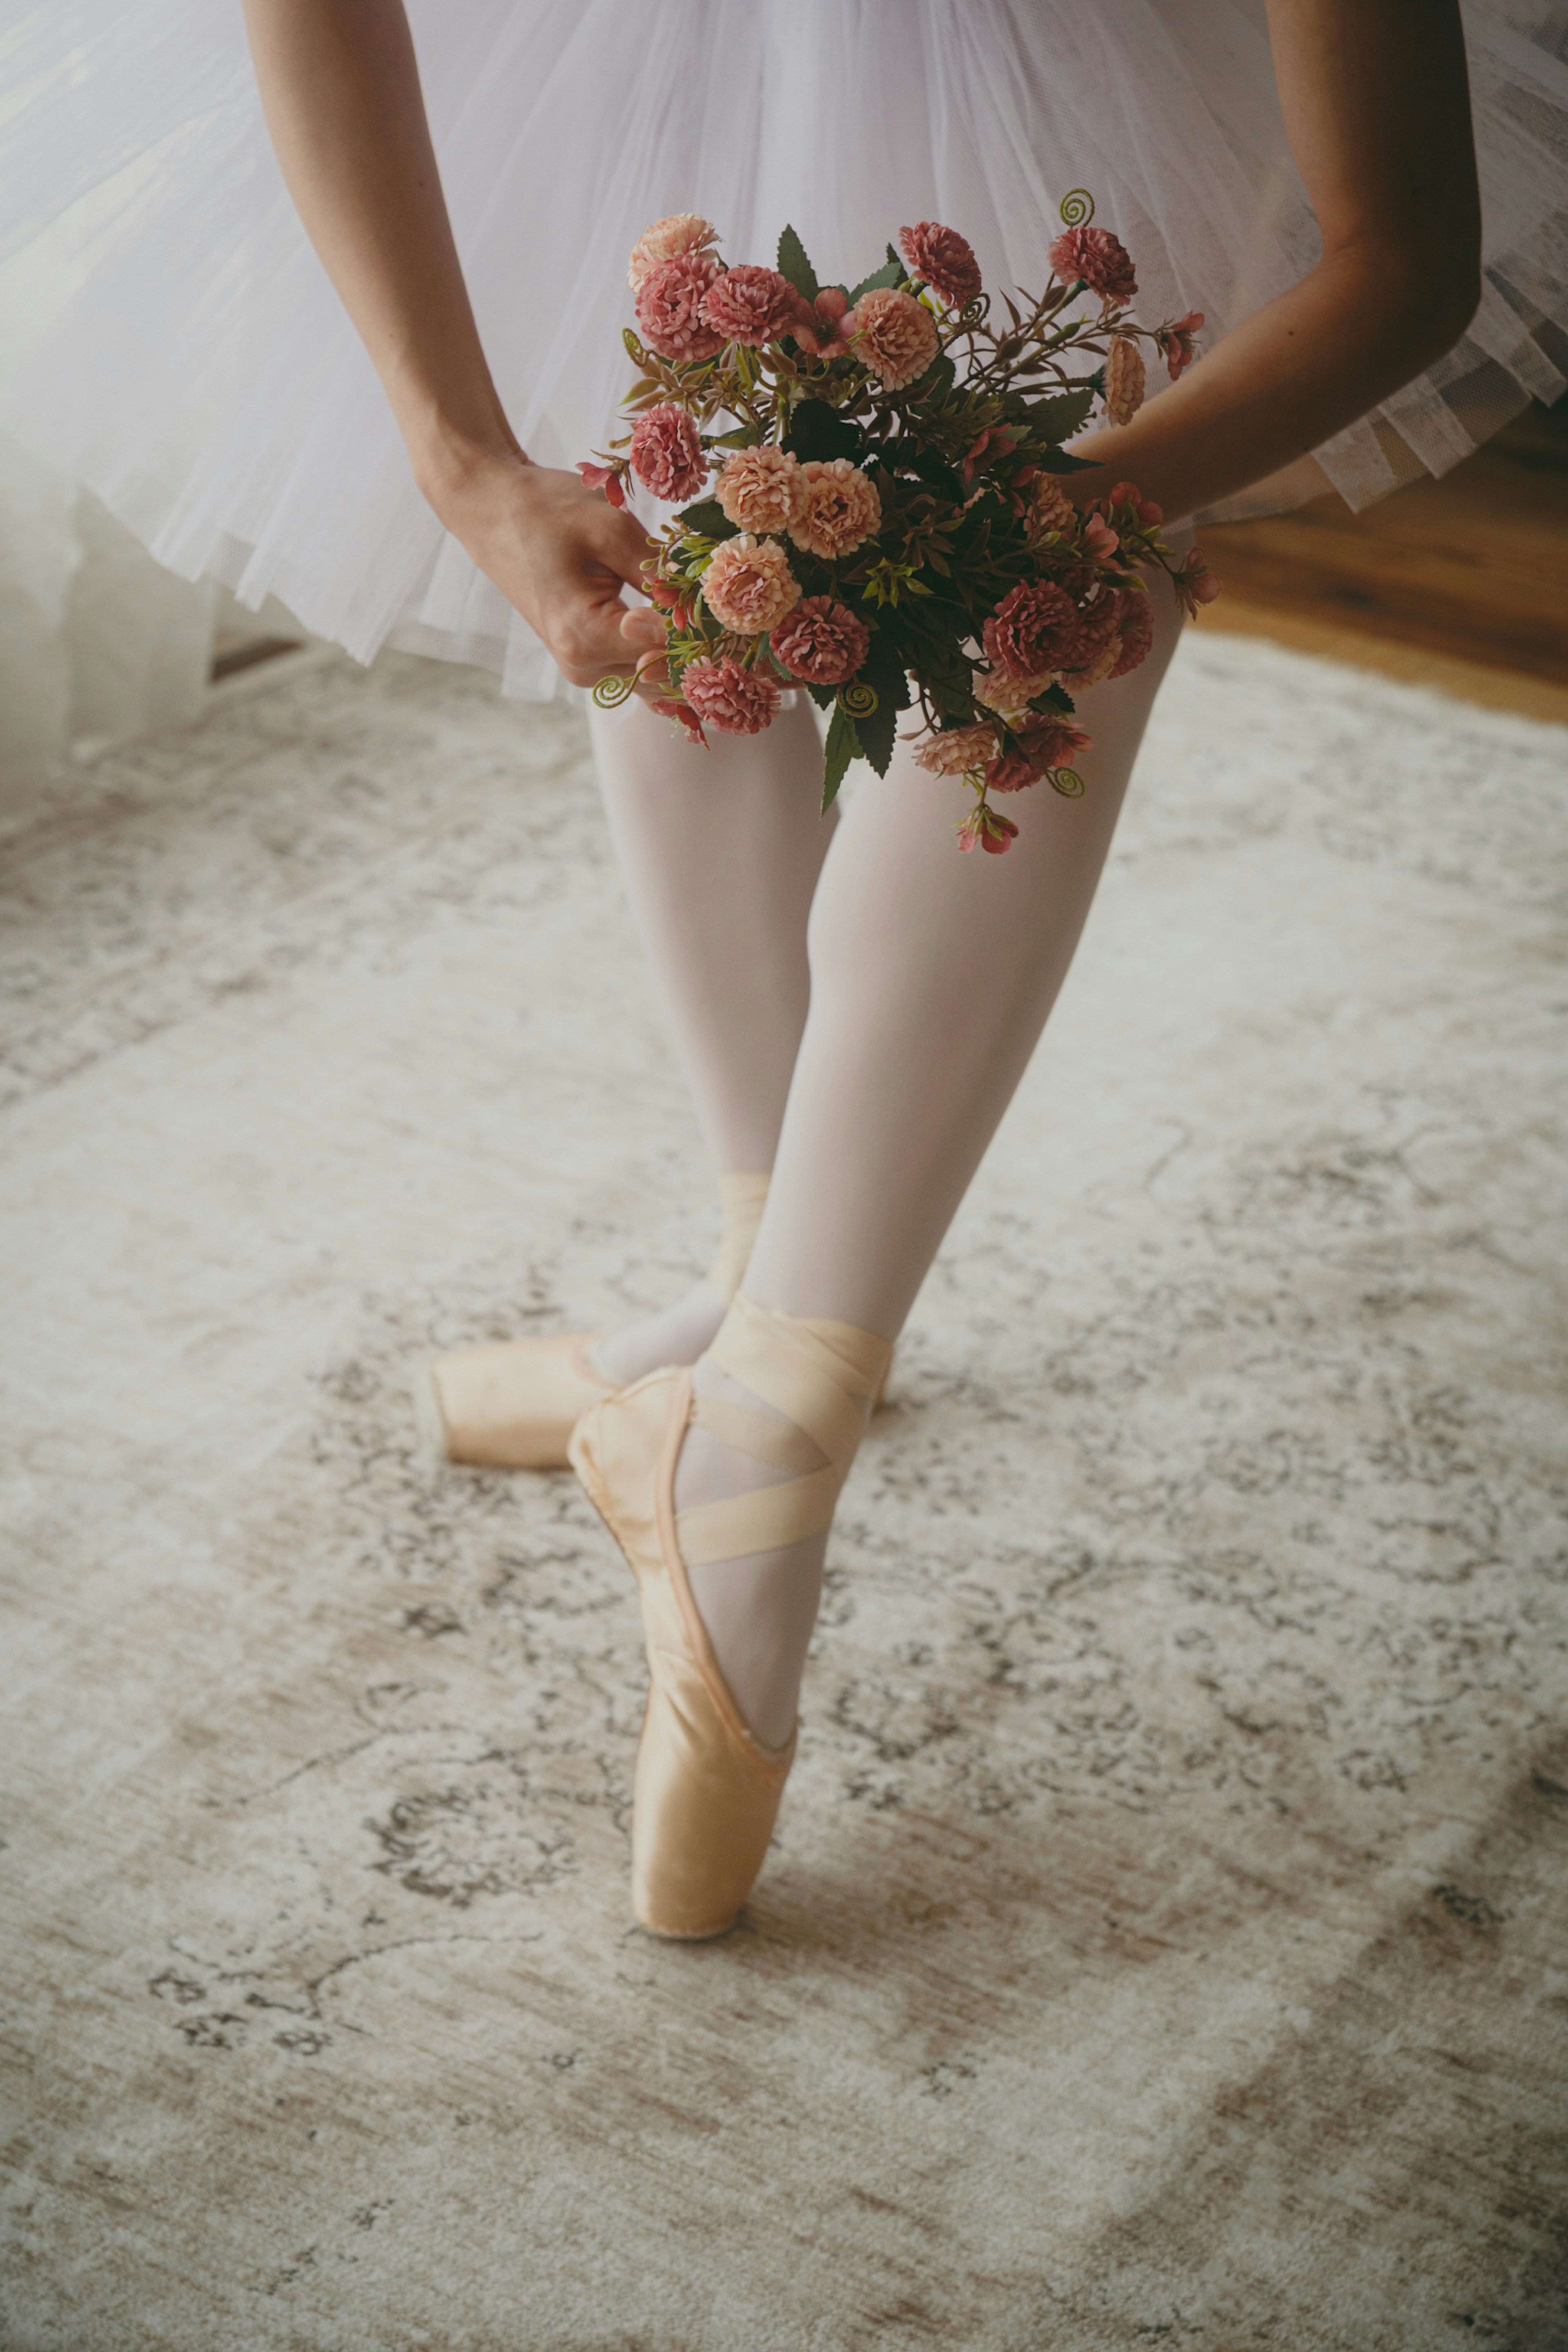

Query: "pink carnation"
(716, 444), (806, 536)
(1109, 594), (1154, 678)
(628, 213), (720, 293)
(700, 264), (801, 348)
(628, 403), (708, 503)
(847, 285), (940, 391)
(1048, 224), (1137, 303)
(770, 595), (871, 686)
(913, 722), (999, 777)
(699, 532), (802, 634)
(1057, 590), (1126, 688)
(898, 221), (983, 309)
(636, 252), (726, 363)
(788, 459), (882, 560)
(982, 580), (1082, 679)
(682, 656), (782, 736)
(1104, 336), (1146, 426)
(986, 718), (1094, 793)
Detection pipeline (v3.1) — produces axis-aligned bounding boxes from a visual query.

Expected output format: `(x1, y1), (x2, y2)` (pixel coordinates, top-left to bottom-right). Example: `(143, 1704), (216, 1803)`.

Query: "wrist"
(406, 409), (530, 519)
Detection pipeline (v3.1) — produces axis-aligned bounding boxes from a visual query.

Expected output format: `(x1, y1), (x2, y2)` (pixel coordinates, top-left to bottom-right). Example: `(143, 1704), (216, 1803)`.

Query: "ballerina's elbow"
(1330, 234), (1482, 379)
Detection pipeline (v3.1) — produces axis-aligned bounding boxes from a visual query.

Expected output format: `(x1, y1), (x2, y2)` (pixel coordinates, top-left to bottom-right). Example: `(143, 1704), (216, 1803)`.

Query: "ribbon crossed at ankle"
(674, 1296), (892, 1569)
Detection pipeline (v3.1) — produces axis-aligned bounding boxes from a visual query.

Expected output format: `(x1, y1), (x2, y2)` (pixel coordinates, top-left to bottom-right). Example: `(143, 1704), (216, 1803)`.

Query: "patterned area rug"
(2, 637), (1565, 2351)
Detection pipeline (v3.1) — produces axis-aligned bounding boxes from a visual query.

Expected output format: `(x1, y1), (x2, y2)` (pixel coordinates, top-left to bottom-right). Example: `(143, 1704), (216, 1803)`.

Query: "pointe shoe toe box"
(570, 1373), (795, 1941)
(428, 1334), (613, 1470)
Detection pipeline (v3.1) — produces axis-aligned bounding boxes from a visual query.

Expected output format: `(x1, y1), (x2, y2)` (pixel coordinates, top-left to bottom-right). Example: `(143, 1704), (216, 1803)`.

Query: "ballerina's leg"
(584, 692), (833, 1383)
(676, 583), (1187, 1747)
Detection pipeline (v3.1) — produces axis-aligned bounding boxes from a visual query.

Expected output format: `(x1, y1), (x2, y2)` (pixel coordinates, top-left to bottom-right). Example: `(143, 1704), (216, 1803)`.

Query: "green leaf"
(847, 257), (904, 305)
(777, 225), (820, 306)
(822, 705), (861, 812)
(675, 497), (738, 539)
(783, 399), (862, 463)
(911, 353), (957, 403)
(1029, 682), (1076, 716)
(860, 633), (913, 713)
(804, 682), (838, 712)
(1034, 448), (1101, 475)
(1023, 387), (1096, 443)
(711, 426), (757, 448)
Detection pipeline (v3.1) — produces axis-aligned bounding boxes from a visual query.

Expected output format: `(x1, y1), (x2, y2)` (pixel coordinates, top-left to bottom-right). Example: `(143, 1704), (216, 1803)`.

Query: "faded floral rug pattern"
(2, 637), (1565, 2350)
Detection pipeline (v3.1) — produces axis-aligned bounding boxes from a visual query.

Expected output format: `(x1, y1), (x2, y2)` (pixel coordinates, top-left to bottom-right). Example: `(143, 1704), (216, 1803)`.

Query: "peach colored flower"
(699, 533), (802, 634)
(1158, 311), (1204, 381)
(628, 403), (708, 502)
(770, 596), (871, 686)
(628, 213), (720, 293)
(846, 285), (940, 391)
(1028, 478), (1077, 540)
(1048, 223), (1137, 302)
(913, 722), (998, 777)
(1104, 336), (1146, 426)
(716, 445), (806, 535)
(898, 221), (982, 309)
(973, 665), (1055, 718)
(982, 579), (1081, 679)
(787, 458), (882, 560)
(681, 656), (782, 735)
(636, 253), (726, 363)
(701, 264), (801, 348)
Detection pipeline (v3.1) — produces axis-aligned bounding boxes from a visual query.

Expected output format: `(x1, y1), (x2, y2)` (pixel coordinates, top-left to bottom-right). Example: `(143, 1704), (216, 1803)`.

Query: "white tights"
(588, 572), (1185, 1744)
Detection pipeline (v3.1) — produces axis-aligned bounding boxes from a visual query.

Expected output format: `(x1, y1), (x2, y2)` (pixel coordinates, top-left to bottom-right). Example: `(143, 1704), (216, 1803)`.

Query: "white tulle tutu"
(1, 1), (1564, 699)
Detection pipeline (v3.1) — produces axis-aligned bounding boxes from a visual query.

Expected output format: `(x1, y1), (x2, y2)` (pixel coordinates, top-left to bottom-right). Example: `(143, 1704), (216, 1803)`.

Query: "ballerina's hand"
(430, 456), (668, 693)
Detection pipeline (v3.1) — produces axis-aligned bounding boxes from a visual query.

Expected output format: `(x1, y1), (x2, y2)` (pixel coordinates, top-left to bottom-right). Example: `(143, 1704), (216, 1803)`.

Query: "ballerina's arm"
(240, 0), (666, 683)
(1068, 0), (1482, 522)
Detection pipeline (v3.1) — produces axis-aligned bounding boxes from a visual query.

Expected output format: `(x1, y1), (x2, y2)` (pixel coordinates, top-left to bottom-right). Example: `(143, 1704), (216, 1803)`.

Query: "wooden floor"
(1194, 401), (1568, 725)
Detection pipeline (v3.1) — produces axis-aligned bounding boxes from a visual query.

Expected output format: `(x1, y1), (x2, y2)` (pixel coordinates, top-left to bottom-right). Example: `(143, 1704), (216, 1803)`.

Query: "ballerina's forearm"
(1070, 0), (1481, 521)
(241, 0), (523, 500)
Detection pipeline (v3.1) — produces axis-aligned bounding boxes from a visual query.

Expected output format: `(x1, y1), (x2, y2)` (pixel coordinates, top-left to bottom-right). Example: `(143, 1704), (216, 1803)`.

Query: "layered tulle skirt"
(1, 0), (1563, 697)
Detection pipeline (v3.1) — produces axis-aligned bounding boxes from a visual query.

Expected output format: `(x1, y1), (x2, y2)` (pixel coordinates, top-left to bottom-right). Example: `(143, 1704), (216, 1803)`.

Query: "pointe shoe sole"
(570, 1370), (795, 1941)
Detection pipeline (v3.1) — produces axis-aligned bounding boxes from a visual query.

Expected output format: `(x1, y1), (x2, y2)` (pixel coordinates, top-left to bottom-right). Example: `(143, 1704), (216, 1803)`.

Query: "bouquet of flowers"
(580, 194), (1219, 853)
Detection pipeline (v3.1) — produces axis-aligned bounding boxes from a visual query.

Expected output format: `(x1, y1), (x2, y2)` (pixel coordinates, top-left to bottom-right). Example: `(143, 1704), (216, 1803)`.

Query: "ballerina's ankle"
(675, 1295), (892, 1746)
(590, 1170), (770, 1387)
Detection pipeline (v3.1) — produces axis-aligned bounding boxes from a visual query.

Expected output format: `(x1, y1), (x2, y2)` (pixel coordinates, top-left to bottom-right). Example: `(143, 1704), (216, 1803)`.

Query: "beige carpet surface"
(1, 637), (1565, 2350)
